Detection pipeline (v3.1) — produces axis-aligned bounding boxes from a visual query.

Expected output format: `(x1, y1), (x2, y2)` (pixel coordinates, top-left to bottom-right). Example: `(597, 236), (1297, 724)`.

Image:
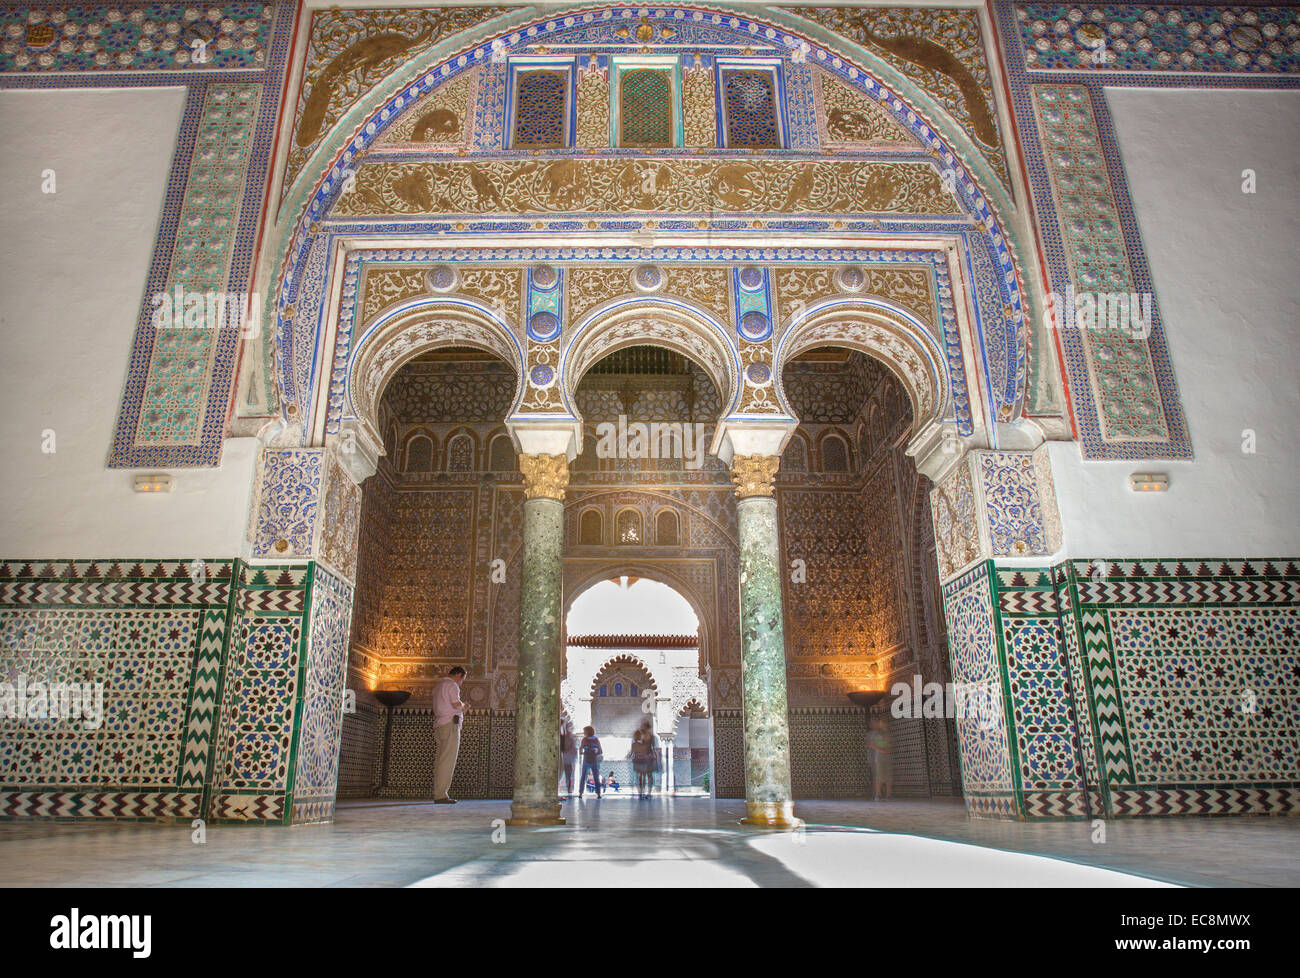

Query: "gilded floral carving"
(576, 57), (610, 148)
(333, 158), (962, 218)
(682, 56), (717, 149)
(360, 265), (522, 326)
(520, 453), (569, 501)
(731, 455), (781, 499)
(774, 265), (935, 325)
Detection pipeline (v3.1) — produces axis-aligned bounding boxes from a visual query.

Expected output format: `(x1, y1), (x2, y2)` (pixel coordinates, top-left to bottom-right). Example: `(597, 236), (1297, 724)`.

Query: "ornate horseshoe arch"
(346, 302), (527, 454)
(774, 296), (956, 452)
(560, 298), (743, 423)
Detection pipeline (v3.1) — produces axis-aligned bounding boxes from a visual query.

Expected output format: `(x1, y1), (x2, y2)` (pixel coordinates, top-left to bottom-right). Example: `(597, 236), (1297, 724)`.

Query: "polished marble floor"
(0, 796), (1296, 887)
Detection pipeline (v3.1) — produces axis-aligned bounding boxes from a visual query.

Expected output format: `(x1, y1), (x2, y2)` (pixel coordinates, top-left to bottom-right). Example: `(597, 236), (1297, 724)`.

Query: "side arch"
(775, 297), (955, 441)
(346, 301), (526, 455)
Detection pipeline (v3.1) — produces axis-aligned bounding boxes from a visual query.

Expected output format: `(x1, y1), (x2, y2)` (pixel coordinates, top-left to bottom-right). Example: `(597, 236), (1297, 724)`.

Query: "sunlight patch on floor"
(745, 829), (1177, 887)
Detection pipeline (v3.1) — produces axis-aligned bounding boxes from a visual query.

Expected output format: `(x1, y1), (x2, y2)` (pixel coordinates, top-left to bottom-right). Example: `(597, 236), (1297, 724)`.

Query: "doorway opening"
(564, 577), (712, 796)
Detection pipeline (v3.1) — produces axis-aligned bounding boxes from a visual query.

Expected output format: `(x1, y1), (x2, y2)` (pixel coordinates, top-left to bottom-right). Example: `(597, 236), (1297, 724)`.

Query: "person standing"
(560, 721), (578, 796)
(631, 728), (652, 799)
(638, 717), (661, 796)
(432, 666), (467, 804)
(578, 726), (603, 799)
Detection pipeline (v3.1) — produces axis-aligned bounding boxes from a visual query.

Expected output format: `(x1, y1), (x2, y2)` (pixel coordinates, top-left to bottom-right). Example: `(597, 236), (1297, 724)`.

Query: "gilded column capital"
(519, 453), (569, 501)
(730, 454), (781, 499)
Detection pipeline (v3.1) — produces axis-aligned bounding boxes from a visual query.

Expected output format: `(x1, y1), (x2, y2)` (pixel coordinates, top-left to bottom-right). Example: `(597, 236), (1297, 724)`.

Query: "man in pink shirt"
(432, 666), (467, 803)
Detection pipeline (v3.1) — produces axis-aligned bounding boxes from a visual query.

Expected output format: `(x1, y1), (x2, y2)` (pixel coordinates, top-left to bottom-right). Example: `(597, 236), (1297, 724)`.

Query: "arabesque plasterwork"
(331, 157), (964, 219)
(284, 5), (519, 199)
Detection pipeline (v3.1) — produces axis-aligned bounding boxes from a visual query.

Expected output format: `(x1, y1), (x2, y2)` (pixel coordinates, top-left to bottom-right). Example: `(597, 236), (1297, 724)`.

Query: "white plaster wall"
(0, 89), (258, 559)
(1049, 88), (1300, 560)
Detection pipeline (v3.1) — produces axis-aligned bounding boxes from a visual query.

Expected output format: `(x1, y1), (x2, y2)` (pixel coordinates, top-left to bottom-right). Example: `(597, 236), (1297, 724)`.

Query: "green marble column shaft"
(509, 495), (565, 824)
(736, 494), (797, 827)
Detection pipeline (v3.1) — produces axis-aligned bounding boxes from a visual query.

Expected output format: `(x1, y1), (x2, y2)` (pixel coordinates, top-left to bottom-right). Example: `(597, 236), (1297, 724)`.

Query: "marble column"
(731, 454), (800, 828)
(508, 453), (569, 825)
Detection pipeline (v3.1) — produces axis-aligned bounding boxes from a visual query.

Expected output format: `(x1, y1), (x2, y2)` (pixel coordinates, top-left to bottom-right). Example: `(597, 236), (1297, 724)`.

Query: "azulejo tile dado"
(2, 558), (358, 825)
(941, 555), (1299, 820)
(0, 559), (232, 818)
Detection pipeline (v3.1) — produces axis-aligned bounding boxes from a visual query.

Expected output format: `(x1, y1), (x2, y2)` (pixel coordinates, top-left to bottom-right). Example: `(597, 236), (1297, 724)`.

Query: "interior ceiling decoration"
(263, 4), (1036, 453)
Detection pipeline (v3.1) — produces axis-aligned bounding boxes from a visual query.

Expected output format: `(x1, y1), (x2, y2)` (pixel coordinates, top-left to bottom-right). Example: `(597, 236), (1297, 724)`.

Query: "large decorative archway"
(246, 4), (1035, 440)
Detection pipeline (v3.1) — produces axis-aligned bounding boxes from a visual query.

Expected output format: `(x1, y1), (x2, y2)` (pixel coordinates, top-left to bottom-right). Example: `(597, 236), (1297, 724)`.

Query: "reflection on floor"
(1, 798), (1296, 887)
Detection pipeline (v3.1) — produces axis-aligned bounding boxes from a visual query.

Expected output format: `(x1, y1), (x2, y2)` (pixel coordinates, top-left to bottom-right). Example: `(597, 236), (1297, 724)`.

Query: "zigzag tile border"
(1021, 789), (1088, 818)
(1111, 786), (1300, 818)
(208, 792), (286, 822)
(0, 791), (203, 820)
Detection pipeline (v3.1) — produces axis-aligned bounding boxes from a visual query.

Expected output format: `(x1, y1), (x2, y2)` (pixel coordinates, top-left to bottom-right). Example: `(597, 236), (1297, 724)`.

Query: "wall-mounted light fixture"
(133, 473), (174, 493)
(1128, 472), (1169, 493)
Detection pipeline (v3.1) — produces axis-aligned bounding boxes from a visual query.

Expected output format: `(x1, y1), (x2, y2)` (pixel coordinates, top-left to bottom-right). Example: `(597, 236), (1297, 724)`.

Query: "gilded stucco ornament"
(519, 453), (570, 501)
(730, 455), (781, 499)
(333, 158), (961, 218)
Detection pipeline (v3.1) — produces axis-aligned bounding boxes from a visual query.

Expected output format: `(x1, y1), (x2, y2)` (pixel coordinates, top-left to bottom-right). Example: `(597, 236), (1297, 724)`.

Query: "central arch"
(563, 561), (717, 680)
(560, 299), (743, 423)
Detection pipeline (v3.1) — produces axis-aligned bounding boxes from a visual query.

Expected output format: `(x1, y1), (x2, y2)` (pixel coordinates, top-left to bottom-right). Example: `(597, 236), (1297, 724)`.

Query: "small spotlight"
(1128, 472), (1168, 493)
(133, 473), (174, 493)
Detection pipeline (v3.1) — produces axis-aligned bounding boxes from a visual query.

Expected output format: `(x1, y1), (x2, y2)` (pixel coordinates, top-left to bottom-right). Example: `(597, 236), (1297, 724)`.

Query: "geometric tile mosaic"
(0, 3), (274, 74)
(940, 557), (1299, 820)
(1030, 83), (1172, 447)
(1057, 557), (1300, 818)
(290, 565), (354, 823)
(0, 559), (233, 821)
(940, 562), (1017, 817)
(1, 558), (358, 824)
(944, 558), (1300, 820)
(207, 561), (355, 825)
(1013, 5), (1300, 75)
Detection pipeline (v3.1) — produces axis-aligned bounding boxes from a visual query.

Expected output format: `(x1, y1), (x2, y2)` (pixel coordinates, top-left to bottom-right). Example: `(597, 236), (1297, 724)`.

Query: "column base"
(506, 801), (565, 826)
(740, 800), (801, 829)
